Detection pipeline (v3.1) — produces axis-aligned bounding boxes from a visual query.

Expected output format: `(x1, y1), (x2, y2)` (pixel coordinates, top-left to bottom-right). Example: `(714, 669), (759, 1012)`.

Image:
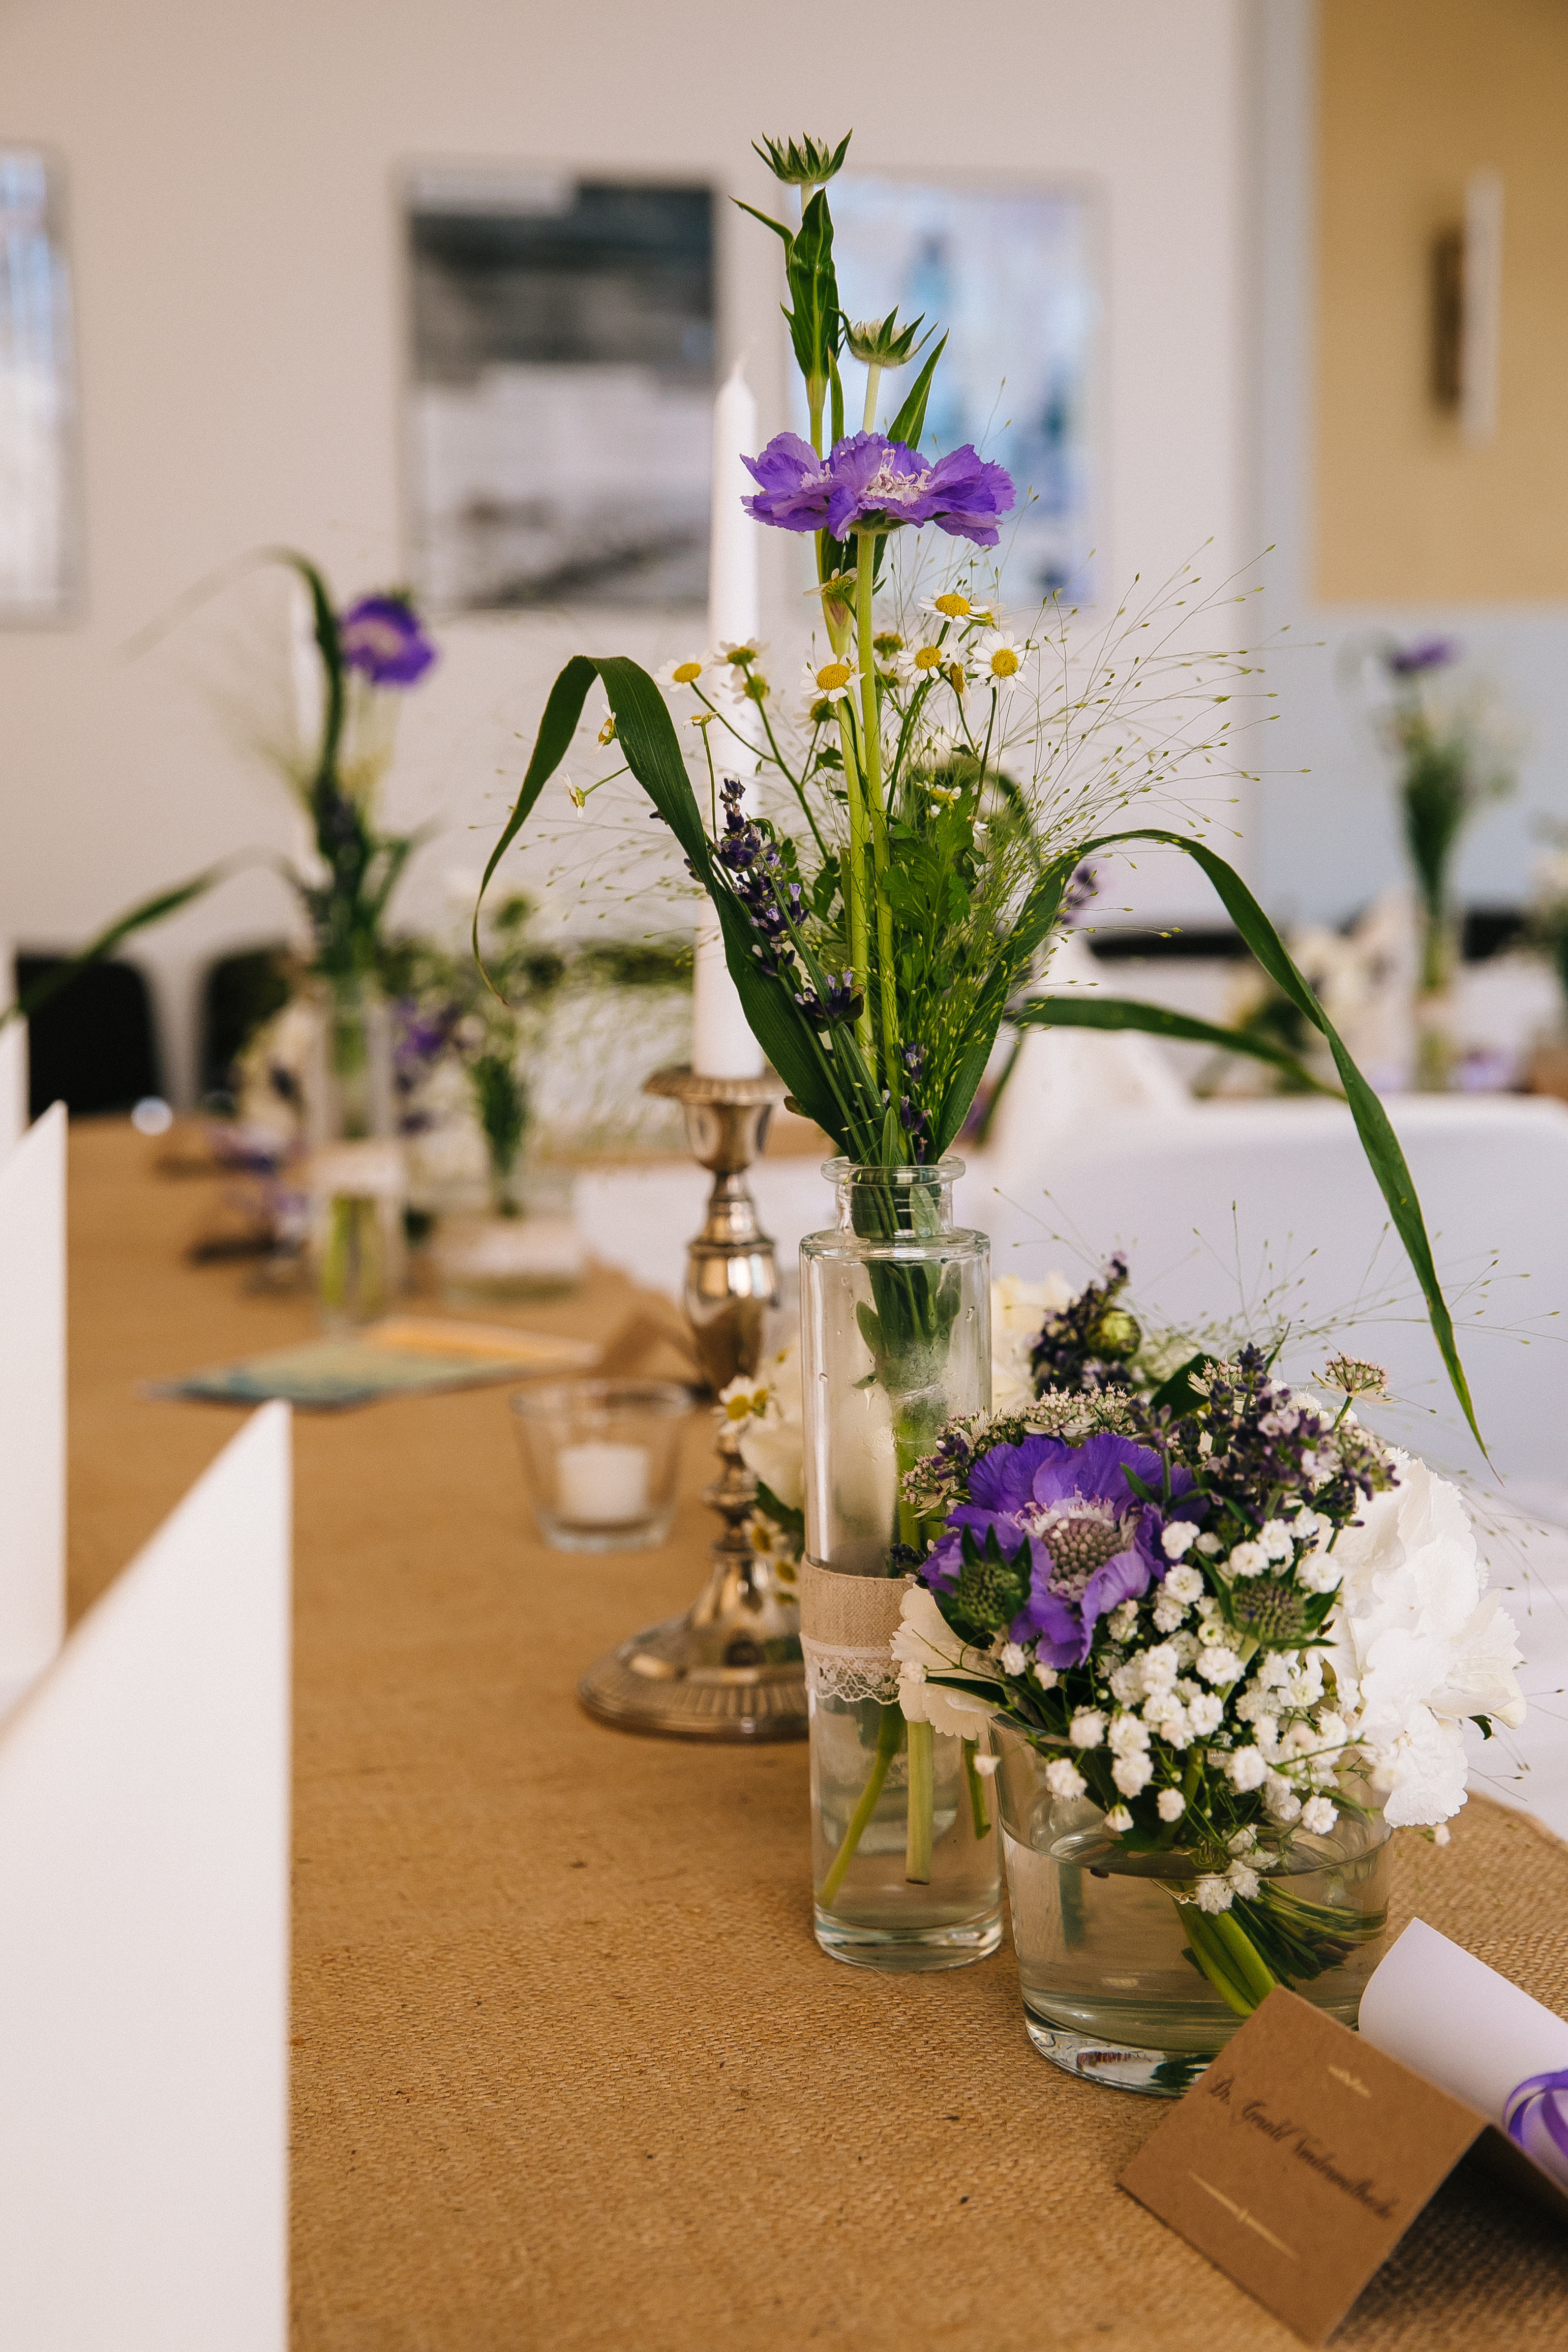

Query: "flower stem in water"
(962, 1738), (991, 1838)
(820, 1703), (903, 1910)
(905, 1718), (934, 1882)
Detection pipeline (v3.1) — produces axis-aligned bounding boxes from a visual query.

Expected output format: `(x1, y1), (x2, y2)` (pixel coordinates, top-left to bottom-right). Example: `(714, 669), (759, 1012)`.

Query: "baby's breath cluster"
(894, 1310), (1400, 1924)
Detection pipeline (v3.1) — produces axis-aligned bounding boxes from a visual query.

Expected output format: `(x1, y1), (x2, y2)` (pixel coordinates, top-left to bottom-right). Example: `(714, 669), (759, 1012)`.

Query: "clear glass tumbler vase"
(306, 977), (405, 1332)
(995, 1723), (1394, 2095)
(800, 1158), (1001, 1971)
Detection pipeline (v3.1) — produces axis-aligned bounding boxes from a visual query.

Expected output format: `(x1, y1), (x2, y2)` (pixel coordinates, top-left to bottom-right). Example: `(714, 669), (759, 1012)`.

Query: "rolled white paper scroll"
(1359, 1917), (1568, 2190)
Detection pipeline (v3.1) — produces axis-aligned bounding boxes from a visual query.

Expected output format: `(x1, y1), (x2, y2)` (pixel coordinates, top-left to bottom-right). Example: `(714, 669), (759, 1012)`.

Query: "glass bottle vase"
(799, 1158), (1001, 1971)
(306, 977), (405, 1332)
(994, 1722), (1393, 2095)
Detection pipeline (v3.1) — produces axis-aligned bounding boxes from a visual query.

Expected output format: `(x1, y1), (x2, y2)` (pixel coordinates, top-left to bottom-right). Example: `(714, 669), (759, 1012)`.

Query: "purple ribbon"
(1504, 2069), (1568, 2178)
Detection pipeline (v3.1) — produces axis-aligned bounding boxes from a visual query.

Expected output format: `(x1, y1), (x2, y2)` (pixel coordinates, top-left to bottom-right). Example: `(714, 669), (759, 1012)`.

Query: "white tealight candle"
(692, 356), (765, 1082)
(555, 1440), (651, 1528)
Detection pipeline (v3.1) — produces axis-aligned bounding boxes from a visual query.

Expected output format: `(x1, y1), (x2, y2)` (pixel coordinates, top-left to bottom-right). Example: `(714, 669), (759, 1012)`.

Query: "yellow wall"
(1316, 0), (1568, 601)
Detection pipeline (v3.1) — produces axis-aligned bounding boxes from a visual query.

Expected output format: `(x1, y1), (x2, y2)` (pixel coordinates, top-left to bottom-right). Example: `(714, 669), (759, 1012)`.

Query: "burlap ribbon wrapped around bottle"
(798, 1560), (912, 1708)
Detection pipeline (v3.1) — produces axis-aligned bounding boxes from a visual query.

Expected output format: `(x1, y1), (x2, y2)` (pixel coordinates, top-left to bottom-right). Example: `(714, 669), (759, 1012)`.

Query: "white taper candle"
(692, 356), (766, 1080)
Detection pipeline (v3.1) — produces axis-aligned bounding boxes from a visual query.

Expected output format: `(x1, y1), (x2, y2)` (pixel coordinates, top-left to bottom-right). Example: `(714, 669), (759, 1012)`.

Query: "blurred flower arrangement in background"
(1343, 635), (1516, 1090)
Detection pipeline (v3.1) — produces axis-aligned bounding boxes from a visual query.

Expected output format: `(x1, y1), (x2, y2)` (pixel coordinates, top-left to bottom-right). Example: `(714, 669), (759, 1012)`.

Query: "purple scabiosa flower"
(339, 594), (438, 687)
(740, 434), (835, 531)
(823, 432), (1015, 547)
(921, 1431), (1203, 1667)
(741, 431), (1015, 549)
(1384, 637), (1459, 678)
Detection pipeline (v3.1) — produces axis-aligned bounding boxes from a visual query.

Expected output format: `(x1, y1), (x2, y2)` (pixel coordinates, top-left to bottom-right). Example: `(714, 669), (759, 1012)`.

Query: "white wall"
(0, 0), (1253, 1101)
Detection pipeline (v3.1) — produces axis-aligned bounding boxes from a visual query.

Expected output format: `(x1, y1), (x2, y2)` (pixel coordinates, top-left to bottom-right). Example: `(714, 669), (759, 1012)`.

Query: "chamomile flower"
(800, 655), (855, 707)
(655, 655), (706, 690)
(709, 639), (766, 702)
(895, 641), (948, 689)
(921, 590), (976, 622)
(974, 629), (1030, 689)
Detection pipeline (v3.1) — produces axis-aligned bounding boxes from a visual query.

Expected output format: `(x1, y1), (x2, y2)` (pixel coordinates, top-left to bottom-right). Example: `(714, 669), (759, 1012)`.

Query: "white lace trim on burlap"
(802, 1636), (901, 1706)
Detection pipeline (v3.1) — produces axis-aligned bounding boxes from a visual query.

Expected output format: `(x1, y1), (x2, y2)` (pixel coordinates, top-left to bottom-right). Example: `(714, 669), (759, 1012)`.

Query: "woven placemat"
(65, 1126), (1568, 2350)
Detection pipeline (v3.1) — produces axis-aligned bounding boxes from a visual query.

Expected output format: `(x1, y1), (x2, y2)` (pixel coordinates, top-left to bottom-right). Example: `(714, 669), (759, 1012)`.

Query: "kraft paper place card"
(1119, 1987), (1568, 2343)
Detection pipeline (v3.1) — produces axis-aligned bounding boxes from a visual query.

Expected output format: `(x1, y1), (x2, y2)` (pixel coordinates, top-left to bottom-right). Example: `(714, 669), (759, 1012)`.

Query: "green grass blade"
(1068, 828), (1483, 1449)
(1008, 993), (1339, 1095)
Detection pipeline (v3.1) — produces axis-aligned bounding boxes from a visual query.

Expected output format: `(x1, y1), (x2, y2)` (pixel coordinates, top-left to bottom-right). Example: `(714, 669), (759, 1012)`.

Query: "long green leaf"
(3, 868), (225, 1033)
(886, 334), (947, 450)
(1008, 993), (1338, 1096)
(474, 656), (855, 1147)
(1061, 829), (1482, 1448)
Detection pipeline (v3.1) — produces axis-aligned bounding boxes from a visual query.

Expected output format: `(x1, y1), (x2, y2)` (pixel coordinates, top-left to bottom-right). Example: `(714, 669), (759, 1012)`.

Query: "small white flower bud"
(1104, 1804), (1133, 1834)
(1157, 1787), (1186, 1822)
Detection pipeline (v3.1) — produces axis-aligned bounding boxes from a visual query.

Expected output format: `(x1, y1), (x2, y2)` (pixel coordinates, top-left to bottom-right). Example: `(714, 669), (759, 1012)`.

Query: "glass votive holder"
(509, 1379), (692, 1552)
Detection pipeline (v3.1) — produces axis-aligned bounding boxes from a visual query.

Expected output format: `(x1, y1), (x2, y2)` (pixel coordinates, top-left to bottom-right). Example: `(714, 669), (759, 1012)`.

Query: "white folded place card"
(0, 1099), (65, 1715)
(1359, 1918), (1568, 2190)
(0, 1403), (291, 2351)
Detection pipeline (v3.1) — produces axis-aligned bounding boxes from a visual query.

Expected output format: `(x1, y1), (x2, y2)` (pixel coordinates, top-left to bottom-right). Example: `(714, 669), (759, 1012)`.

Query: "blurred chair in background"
(14, 954), (160, 1121)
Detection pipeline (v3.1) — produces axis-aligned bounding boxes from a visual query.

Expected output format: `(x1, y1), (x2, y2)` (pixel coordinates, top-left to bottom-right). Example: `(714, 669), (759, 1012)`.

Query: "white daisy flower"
(974, 629), (1030, 688)
(894, 641), (949, 689)
(655, 655), (706, 691)
(920, 589), (981, 622)
(800, 655), (855, 706)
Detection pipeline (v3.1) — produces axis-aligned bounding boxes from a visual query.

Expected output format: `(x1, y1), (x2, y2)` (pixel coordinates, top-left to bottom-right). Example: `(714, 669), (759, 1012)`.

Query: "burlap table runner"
(66, 1124), (1568, 2349)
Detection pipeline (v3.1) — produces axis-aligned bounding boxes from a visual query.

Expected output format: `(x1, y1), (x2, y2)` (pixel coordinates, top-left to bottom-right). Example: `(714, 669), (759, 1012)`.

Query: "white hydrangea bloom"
(1111, 1752), (1153, 1796)
(1162, 1521), (1198, 1560)
(1044, 1757), (1087, 1799)
(1193, 1875), (1233, 1914)
(1226, 1745), (1268, 1791)
(1069, 1709), (1106, 1749)
(1157, 1787), (1187, 1822)
(1324, 1449), (1526, 1824)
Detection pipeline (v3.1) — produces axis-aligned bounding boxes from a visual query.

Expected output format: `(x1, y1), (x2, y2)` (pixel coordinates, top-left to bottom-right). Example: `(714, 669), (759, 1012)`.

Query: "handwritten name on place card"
(1119, 1989), (1489, 2342)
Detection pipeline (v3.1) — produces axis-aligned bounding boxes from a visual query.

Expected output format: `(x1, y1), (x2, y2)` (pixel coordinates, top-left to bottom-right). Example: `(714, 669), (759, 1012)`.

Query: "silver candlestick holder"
(576, 1064), (808, 1741)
